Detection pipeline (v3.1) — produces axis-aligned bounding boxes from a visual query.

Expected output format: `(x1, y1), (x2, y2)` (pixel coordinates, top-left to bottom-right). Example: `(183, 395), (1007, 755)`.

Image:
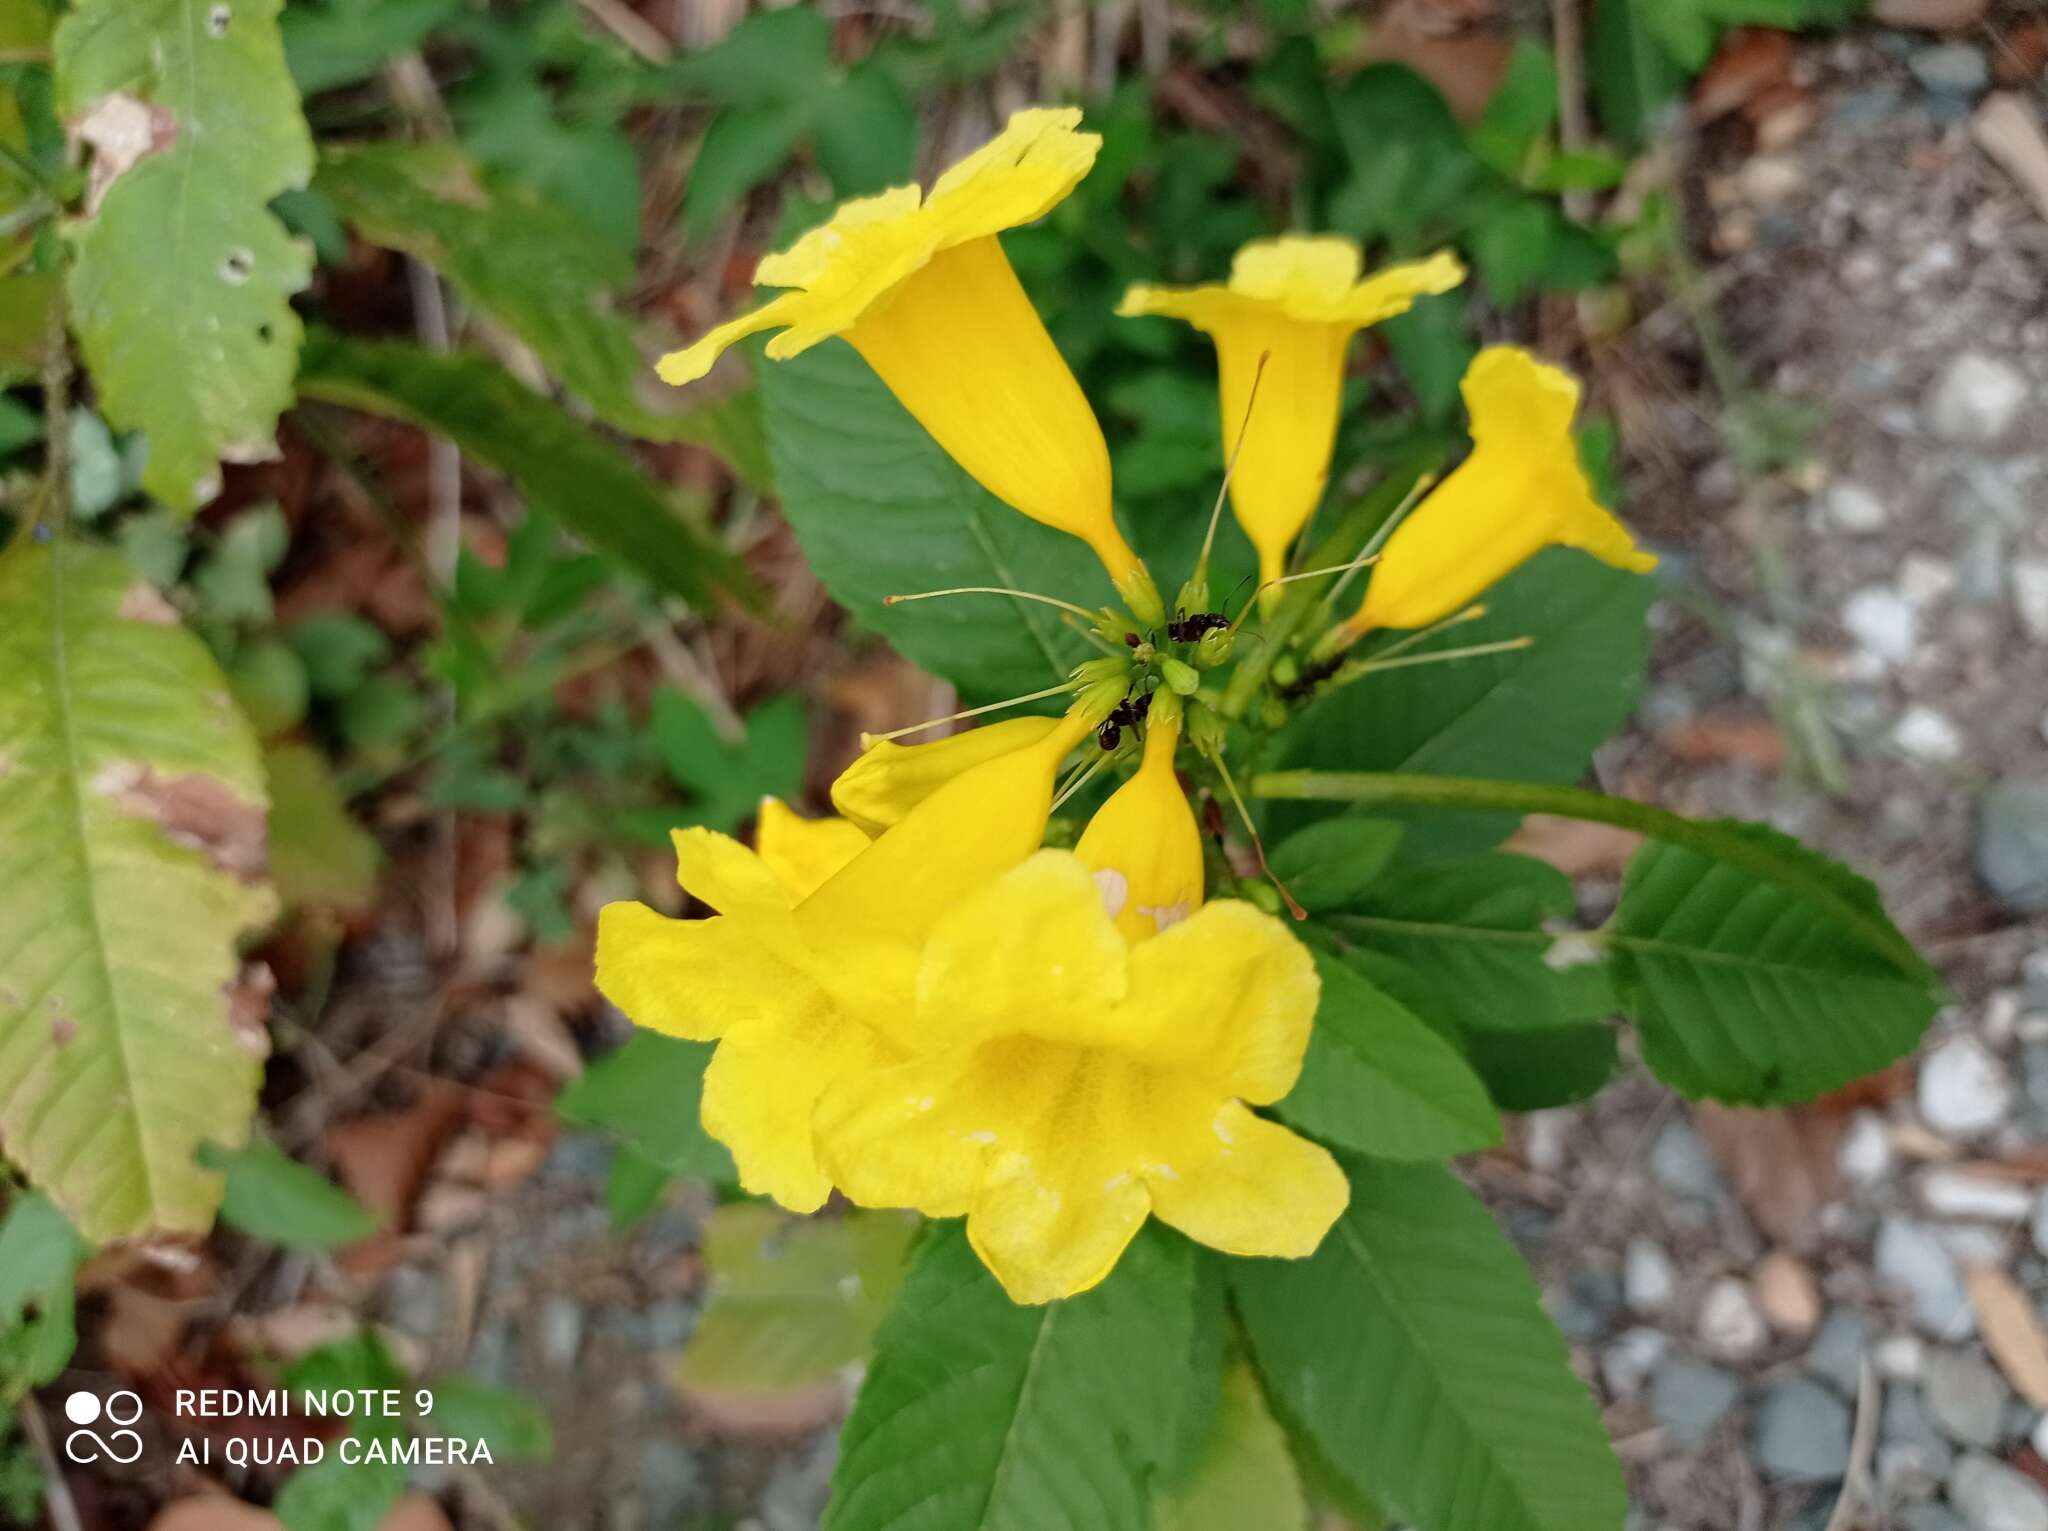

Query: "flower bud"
(1194, 626), (1235, 667)
(1174, 574), (1210, 617)
(1185, 701), (1227, 759)
(1160, 657), (1200, 696)
(1070, 656), (1131, 686)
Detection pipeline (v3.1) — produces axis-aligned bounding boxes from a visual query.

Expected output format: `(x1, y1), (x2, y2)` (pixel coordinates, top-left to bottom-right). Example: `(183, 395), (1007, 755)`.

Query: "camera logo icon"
(62, 1390), (144, 1464)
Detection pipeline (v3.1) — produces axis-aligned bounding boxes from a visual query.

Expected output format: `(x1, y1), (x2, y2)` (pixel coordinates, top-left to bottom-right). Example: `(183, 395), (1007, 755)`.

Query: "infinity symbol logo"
(62, 1390), (144, 1464)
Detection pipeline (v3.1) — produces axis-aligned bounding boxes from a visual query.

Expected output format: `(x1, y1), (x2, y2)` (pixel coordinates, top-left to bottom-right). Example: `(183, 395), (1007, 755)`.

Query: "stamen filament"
(885, 586), (1102, 622)
(864, 680), (1078, 745)
(1318, 470), (1439, 615)
(1361, 603), (1490, 664)
(1198, 741), (1306, 922)
(1230, 552), (1383, 633)
(1051, 749), (1114, 813)
(1331, 636), (1534, 685)
(1195, 350), (1270, 587)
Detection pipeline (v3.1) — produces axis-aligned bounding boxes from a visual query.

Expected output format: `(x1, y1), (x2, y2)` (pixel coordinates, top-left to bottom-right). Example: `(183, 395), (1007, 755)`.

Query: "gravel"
(1752, 1376), (1854, 1482)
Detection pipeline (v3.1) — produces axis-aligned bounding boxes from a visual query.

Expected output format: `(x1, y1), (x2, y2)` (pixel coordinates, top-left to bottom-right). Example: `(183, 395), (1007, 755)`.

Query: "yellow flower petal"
(913, 851), (1129, 1051)
(1354, 346), (1656, 634)
(829, 715), (1062, 836)
(1140, 1097), (1347, 1260)
(700, 1005), (901, 1213)
(671, 826), (786, 916)
(1118, 238), (1465, 598)
(753, 799), (870, 903)
(1113, 898), (1319, 1102)
(925, 106), (1100, 242)
(593, 901), (819, 1042)
(1074, 714), (1205, 943)
(813, 1048), (992, 1220)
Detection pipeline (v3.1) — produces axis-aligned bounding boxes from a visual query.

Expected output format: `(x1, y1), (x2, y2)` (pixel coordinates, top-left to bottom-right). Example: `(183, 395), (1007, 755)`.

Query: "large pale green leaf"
(1235, 1157), (1624, 1531)
(57, 0), (314, 510)
(677, 1205), (917, 1393)
(310, 141), (762, 476)
(0, 540), (274, 1239)
(1612, 822), (1937, 1103)
(296, 329), (754, 610)
(552, 1031), (734, 1184)
(1275, 550), (1652, 852)
(1278, 951), (1500, 1159)
(760, 340), (1107, 702)
(1152, 1361), (1308, 1531)
(825, 1224), (1199, 1531)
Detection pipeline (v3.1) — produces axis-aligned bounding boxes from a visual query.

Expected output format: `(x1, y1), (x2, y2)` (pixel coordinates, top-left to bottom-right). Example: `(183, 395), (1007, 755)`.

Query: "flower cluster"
(600, 105), (1657, 1303)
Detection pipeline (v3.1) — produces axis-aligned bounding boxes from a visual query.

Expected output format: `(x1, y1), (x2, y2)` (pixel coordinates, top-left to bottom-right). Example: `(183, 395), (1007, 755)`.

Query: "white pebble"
(1840, 1110), (1895, 1184)
(1918, 1036), (2014, 1137)
(1897, 552), (1956, 607)
(1697, 1277), (1770, 1361)
(1625, 1236), (1678, 1315)
(1874, 1331), (1926, 1381)
(1925, 352), (2029, 444)
(1892, 706), (1964, 764)
(1843, 586), (1919, 665)
(1919, 1168), (2035, 1220)
(2012, 559), (2048, 645)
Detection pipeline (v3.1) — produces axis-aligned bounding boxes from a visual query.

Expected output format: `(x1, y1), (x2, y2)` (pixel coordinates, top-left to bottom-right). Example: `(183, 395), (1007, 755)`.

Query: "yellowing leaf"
(0, 539), (276, 1238)
(1153, 1362), (1309, 1531)
(56, 0), (314, 510)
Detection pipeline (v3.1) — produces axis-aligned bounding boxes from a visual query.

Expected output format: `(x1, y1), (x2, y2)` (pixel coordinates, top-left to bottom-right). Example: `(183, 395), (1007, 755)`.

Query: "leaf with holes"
(1610, 823), (1940, 1103)
(57, 0), (314, 510)
(1235, 1156), (1624, 1531)
(296, 329), (754, 610)
(0, 540), (275, 1239)
(825, 1223), (1200, 1531)
(761, 340), (1107, 702)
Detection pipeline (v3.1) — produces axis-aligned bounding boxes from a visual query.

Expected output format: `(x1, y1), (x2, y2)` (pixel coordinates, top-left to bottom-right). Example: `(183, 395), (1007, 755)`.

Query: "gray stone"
(1824, 480), (1889, 532)
(761, 1434), (837, 1531)
(1753, 1376), (1854, 1482)
(1625, 1236), (1678, 1315)
(1844, 585), (1920, 665)
(1920, 1036), (2016, 1137)
(2012, 560), (2048, 645)
(2035, 1190), (2048, 1260)
(1927, 353), (2029, 444)
(1926, 1350), (2012, 1448)
(1649, 1117), (1726, 1201)
(1979, 781), (2048, 915)
(1878, 1217), (1976, 1336)
(1909, 42), (1991, 98)
(1806, 1308), (1873, 1397)
(1883, 1385), (1958, 1489)
(1549, 1266), (1624, 1342)
(636, 1438), (705, 1529)
(1649, 1356), (1743, 1448)
(537, 1294), (584, 1369)
(1602, 1328), (1670, 1399)
(1949, 1451), (2048, 1531)
(1902, 1507), (1969, 1531)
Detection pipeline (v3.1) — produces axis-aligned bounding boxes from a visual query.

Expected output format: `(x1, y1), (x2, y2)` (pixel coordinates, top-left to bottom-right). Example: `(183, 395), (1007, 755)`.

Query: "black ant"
(1165, 609), (1230, 644)
(1278, 654), (1344, 701)
(1095, 689), (1152, 751)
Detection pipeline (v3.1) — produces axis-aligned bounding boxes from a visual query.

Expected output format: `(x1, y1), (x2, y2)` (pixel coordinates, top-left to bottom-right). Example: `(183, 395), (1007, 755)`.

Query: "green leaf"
(1152, 1362), (1308, 1531)
(1269, 819), (1404, 913)
(645, 689), (806, 837)
(1612, 823), (1937, 1103)
(1235, 1157), (1625, 1531)
(198, 1138), (376, 1250)
(296, 329), (753, 610)
(227, 636), (309, 738)
(286, 1331), (406, 1396)
(825, 1223), (1201, 1531)
(554, 1031), (735, 1184)
(813, 65), (917, 196)
(603, 1145), (669, 1228)
(678, 1205), (918, 1393)
(683, 99), (809, 242)
(312, 141), (753, 465)
(0, 274), (56, 374)
(1278, 952), (1500, 1160)
(1250, 773), (1942, 1107)
(1589, 0), (1690, 148)
(265, 743), (380, 912)
(280, 0), (457, 94)
(336, 672), (425, 751)
(1469, 197), (1555, 307)
(1471, 41), (1559, 178)
(57, 0), (314, 511)
(427, 1378), (552, 1461)
(274, 1447), (404, 1531)
(668, 6), (832, 107)
(288, 613), (391, 699)
(117, 506), (189, 587)
(0, 1192), (87, 1394)
(760, 339), (1104, 702)
(1274, 549), (1653, 852)
(0, 539), (275, 1239)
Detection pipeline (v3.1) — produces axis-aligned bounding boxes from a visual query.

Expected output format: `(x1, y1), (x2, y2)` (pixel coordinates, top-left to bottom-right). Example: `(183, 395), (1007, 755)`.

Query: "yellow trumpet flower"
(659, 107), (1159, 620)
(1072, 697), (1203, 944)
(830, 715), (1063, 837)
(1340, 346), (1657, 640)
(595, 706), (1099, 1211)
(813, 851), (1345, 1304)
(1119, 236), (1465, 601)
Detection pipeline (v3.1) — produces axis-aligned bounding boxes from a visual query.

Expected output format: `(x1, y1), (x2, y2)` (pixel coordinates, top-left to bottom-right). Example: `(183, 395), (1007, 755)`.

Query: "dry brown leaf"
(1994, 22), (2048, 87)
(1505, 814), (1643, 877)
(1692, 27), (1794, 125)
(325, 1080), (466, 1232)
(1964, 1263), (2048, 1405)
(1693, 1102), (1846, 1253)
(1659, 715), (1785, 771)
(148, 1499), (282, 1531)
(1974, 93), (2048, 226)
(1873, 0), (1988, 28)
(1350, 21), (1511, 120)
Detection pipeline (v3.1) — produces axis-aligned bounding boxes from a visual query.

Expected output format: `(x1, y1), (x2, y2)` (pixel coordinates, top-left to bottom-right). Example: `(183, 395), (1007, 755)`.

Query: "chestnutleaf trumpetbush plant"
(598, 106), (1941, 1531)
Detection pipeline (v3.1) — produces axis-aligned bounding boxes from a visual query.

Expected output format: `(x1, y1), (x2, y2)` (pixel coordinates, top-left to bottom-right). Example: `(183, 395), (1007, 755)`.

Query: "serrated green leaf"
(427, 1378), (552, 1461)
(1235, 1157), (1624, 1531)
(0, 539), (274, 1239)
(265, 742), (380, 911)
(295, 329), (753, 609)
(198, 1138), (376, 1250)
(0, 1192), (86, 1394)
(825, 1223), (1200, 1531)
(678, 1205), (917, 1393)
(760, 340), (1104, 702)
(57, 0), (314, 511)
(554, 1031), (735, 1184)
(1152, 1362), (1308, 1531)
(312, 141), (757, 471)
(1278, 952), (1500, 1159)
(1612, 823), (1937, 1102)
